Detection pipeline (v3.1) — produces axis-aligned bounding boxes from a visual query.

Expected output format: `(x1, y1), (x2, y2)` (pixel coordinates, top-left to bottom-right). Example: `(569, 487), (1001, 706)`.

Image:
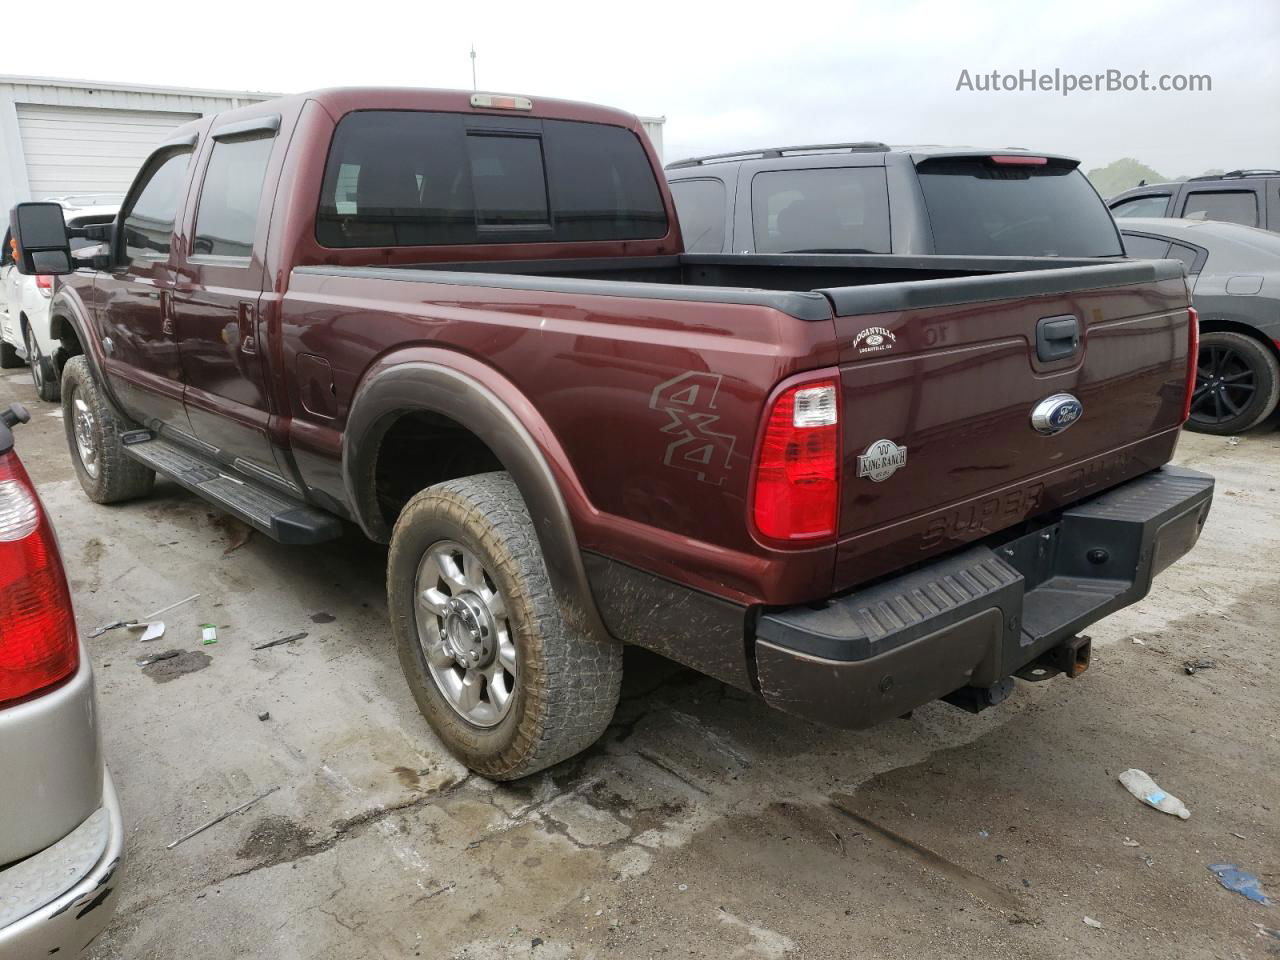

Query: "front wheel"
(61, 356), (155, 503)
(1187, 331), (1280, 435)
(25, 325), (58, 402)
(388, 472), (622, 780)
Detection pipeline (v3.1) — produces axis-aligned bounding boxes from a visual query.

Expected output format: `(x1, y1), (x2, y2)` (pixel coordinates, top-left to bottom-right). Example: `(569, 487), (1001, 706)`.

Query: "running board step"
(122, 436), (341, 545)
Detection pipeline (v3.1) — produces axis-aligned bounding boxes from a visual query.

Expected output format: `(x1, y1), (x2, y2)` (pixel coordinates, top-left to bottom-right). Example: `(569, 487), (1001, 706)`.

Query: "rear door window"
(194, 134), (275, 258)
(750, 168), (891, 253)
(1122, 234), (1171, 258)
(1181, 190), (1259, 227)
(669, 179), (726, 253)
(316, 111), (667, 247)
(917, 157), (1123, 257)
(1110, 194), (1172, 218)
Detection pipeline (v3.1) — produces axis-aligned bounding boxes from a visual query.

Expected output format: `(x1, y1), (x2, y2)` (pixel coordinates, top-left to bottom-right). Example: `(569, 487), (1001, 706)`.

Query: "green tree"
(1086, 158), (1166, 198)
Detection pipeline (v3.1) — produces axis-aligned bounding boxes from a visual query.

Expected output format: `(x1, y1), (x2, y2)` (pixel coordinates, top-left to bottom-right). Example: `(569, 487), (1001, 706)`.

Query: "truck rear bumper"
(754, 465), (1214, 728)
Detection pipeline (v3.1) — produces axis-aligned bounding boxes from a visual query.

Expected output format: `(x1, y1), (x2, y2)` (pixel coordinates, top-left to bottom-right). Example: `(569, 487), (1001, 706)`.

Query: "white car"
(2, 197), (120, 402)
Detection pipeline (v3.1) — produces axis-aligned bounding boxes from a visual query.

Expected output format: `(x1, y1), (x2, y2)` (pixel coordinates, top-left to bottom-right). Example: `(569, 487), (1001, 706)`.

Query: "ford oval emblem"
(1031, 393), (1083, 435)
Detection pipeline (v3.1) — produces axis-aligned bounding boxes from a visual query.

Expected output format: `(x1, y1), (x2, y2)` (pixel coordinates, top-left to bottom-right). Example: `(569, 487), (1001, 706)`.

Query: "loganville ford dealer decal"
(852, 326), (897, 355)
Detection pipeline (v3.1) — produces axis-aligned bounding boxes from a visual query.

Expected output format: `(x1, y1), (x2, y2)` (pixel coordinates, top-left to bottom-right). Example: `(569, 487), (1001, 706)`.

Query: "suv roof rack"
(666, 142), (891, 169)
(1187, 169), (1280, 181)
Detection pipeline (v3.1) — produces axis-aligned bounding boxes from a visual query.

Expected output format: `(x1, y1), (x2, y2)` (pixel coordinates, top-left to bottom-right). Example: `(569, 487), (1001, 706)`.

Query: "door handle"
(160, 290), (174, 336)
(1035, 315), (1081, 362)
(237, 301), (257, 355)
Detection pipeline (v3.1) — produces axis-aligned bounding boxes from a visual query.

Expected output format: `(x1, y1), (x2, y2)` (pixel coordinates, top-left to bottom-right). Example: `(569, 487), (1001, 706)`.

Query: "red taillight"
(35, 275), (53, 297)
(752, 378), (840, 542)
(990, 155), (1049, 166)
(1182, 307), (1200, 422)
(0, 451), (79, 705)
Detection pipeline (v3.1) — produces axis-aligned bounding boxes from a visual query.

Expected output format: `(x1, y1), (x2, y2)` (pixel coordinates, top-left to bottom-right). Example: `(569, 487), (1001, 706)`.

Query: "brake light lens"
(990, 155), (1049, 166)
(1182, 307), (1200, 422)
(469, 93), (533, 111)
(0, 451), (79, 706)
(753, 379), (840, 541)
(35, 275), (53, 297)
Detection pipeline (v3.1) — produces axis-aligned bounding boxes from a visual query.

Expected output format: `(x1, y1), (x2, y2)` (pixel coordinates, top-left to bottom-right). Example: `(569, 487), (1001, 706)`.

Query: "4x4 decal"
(649, 372), (737, 486)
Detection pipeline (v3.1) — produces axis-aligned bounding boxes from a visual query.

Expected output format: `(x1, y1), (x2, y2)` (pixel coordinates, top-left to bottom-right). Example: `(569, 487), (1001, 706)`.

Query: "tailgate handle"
(1036, 315), (1081, 362)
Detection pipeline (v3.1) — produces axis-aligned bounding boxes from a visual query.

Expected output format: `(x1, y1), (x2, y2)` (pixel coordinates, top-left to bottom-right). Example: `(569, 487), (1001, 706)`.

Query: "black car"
(1121, 218), (1280, 434)
(1109, 170), (1280, 233)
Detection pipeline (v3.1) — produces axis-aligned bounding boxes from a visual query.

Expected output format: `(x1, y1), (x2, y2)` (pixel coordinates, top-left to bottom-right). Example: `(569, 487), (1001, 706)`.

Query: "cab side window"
(193, 135), (275, 259)
(1181, 190), (1259, 227)
(121, 149), (192, 264)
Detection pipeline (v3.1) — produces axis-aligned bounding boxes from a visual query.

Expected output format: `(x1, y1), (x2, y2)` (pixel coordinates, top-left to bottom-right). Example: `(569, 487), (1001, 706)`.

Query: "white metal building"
(638, 116), (665, 163)
(0, 75), (277, 218)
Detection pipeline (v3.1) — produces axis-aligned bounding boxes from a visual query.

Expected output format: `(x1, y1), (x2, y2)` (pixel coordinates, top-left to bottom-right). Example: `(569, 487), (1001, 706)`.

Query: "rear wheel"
(24, 325), (58, 402)
(1187, 331), (1280, 435)
(388, 472), (622, 780)
(61, 356), (155, 503)
(0, 339), (22, 369)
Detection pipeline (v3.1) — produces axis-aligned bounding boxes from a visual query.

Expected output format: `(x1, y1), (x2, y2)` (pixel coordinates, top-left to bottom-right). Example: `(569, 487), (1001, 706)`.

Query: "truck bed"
(284, 252), (1191, 623)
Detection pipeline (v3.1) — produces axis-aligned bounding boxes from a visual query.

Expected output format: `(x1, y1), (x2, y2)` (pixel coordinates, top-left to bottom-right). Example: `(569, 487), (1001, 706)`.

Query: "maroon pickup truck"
(8, 88), (1212, 780)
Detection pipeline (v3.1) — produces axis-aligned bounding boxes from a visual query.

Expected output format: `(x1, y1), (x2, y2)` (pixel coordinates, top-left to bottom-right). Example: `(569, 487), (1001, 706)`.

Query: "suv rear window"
(317, 112), (668, 247)
(668, 179), (726, 253)
(917, 158), (1123, 257)
(750, 168), (891, 253)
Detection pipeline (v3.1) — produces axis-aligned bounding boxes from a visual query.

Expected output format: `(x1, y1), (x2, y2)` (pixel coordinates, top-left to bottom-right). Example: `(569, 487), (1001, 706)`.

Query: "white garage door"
(17, 104), (200, 201)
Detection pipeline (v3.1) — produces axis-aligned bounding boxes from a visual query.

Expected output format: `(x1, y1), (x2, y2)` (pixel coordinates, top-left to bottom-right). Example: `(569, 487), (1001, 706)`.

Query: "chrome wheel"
(24, 327), (43, 392)
(414, 540), (517, 727)
(71, 390), (100, 479)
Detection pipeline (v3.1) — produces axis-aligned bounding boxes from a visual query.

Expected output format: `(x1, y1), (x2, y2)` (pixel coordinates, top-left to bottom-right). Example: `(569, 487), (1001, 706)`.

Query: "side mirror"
(9, 202), (73, 276)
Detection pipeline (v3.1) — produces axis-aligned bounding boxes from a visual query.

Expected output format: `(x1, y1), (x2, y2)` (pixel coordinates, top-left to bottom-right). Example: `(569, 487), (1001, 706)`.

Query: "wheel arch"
(1196, 315), (1280, 362)
(344, 350), (609, 643)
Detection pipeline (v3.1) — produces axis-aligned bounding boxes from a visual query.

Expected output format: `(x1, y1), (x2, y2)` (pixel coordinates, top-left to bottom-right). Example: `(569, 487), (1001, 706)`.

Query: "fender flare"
(343, 354), (610, 643)
(47, 289), (127, 416)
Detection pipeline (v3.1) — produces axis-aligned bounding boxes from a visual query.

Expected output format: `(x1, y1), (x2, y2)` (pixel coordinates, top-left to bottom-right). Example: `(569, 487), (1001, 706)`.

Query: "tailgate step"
(122, 436), (341, 545)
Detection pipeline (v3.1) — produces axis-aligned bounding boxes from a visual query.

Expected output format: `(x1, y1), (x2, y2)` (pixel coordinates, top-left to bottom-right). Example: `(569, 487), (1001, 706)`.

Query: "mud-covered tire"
(61, 356), (155, 503)
(0, 339), (22, 369)
(1187, 331), (1280, 435)
(388, 472), (622, 780)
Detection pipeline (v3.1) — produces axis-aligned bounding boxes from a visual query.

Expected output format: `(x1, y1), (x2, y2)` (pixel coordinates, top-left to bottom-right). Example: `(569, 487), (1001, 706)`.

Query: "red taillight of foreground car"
(1182, 307), (1200, 422)
(34, 274), (54, 298)
(0, 450), (79, 706)
(752, 378), (840, 542)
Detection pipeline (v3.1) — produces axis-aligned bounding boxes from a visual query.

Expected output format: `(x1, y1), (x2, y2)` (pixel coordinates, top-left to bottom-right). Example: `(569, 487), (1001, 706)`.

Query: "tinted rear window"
(669, 179), (726, 253)
(917, 158), (1123, 257)
(750, 167), (891, 253)
(317, 112), (667, 247)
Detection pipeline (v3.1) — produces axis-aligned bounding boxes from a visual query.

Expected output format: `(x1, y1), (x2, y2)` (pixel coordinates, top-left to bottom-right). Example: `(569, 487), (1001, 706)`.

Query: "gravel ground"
(4, 369), (1277, 960)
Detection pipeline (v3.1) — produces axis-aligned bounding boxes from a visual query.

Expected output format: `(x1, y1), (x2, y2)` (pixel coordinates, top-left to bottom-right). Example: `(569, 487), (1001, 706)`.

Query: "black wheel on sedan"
(1187, 331), (1280, 435)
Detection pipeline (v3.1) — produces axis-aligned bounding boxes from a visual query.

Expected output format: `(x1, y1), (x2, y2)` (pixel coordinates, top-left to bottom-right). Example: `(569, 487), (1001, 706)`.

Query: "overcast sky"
(6, 0), (1277, 176)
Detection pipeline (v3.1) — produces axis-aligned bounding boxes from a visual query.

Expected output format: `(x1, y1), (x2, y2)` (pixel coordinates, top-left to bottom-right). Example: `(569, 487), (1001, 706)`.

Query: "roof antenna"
(470, 44), (477, 91)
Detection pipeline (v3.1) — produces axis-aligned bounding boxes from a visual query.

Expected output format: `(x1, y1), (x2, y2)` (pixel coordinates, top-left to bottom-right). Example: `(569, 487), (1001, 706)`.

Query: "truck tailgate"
(821, 262), (1193, 591)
